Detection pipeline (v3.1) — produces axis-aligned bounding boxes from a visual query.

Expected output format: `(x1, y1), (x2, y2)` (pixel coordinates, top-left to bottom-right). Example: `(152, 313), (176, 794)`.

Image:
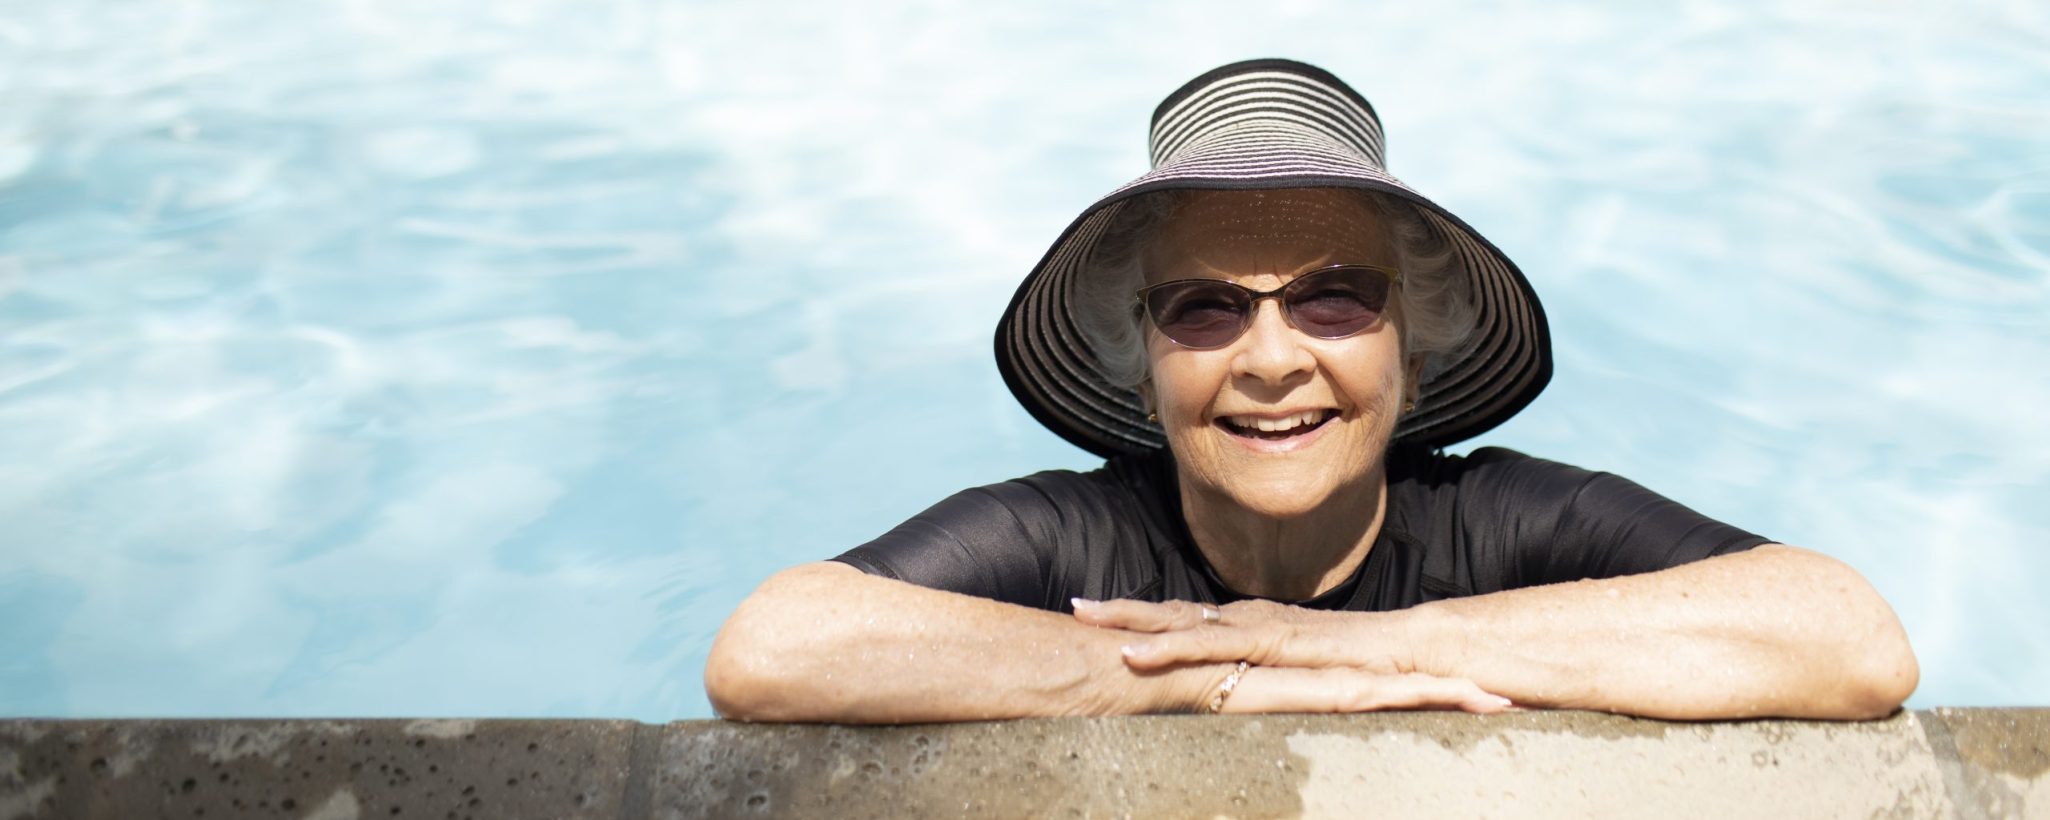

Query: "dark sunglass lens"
(1147, 282), (1249, 348)
(1285, 268), (1392, 338)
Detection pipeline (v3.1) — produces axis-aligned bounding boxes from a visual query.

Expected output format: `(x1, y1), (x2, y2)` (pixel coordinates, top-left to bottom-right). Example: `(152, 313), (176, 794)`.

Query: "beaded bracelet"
(1207, 661), (1250, 714)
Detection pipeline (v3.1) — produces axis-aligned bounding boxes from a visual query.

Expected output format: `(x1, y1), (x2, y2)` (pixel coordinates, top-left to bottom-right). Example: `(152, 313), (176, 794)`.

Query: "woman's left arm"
(1088, 544), (1918, 720)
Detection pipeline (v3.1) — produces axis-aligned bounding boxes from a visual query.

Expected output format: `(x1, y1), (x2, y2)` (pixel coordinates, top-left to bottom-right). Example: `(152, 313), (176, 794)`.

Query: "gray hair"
(1072, 188), (1475, 390)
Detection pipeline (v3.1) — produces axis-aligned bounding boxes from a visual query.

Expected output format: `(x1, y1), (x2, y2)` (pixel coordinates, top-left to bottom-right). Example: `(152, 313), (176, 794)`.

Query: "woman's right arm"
(703, 562), (1221, 722)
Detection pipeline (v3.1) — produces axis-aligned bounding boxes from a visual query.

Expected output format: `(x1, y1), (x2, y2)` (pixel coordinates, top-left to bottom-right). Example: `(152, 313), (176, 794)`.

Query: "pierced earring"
(1402, 400), (1416, 414)
(1147, 412), (1159, 424)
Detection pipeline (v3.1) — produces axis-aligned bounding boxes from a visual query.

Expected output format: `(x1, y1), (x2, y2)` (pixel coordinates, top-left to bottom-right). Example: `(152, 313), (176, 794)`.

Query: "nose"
(1230, 299), (1316, 386)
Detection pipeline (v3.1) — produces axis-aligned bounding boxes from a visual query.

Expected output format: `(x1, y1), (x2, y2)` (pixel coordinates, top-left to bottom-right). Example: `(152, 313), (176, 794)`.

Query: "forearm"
(704, 562), (1217, 722)
(1404, 545), (1918, 719)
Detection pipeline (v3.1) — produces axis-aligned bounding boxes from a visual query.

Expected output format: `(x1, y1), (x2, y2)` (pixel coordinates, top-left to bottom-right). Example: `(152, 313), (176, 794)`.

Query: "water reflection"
(0, 0), (2044, 718)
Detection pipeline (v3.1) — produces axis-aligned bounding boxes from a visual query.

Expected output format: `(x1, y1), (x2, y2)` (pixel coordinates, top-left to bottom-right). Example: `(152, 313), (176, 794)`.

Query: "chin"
(1170, 423), (1389, 519)
(1217, 474), (1346, 519)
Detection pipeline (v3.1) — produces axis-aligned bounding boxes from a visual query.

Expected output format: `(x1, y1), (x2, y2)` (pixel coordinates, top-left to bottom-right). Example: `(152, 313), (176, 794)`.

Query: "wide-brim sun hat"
(995, 57), (1553, 457)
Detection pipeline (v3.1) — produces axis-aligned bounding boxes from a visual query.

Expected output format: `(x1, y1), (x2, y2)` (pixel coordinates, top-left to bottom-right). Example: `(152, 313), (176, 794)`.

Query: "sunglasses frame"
(1132, 263), (1404, 350)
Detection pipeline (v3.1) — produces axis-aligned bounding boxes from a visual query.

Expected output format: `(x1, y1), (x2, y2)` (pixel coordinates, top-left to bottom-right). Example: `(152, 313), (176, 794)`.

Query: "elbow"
(1804, 549), (1921, 720)
(703, 564), (856, 722)
(702, 589), (796, 721)
(1744, 545), (1918, 720)
(702, 632), (770, 721)
(704, 612), (815, 722)
(704, 662), (788, 723)
(1831, 629), (1919, 720)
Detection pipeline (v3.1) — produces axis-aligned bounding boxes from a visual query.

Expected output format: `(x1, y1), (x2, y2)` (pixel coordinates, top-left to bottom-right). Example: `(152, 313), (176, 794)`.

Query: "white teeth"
(1231, 410), (1327, 433)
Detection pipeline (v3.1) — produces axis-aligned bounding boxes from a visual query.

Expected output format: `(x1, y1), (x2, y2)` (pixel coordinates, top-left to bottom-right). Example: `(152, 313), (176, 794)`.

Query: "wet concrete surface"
(4, 710), (2046, 818)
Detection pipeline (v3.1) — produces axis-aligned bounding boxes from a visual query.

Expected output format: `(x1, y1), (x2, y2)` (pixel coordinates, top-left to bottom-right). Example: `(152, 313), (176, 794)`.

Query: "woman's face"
(1142, 188), (1411, 519)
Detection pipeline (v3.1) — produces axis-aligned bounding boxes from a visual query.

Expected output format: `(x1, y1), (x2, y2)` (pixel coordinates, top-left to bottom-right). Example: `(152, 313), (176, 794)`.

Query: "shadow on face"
(1138, 188), (1412, 520)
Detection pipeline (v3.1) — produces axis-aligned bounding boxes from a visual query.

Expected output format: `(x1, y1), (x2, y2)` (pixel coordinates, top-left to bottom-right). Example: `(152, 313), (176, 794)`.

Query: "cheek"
(1326, 339), (1408, 417)
(1378, 361), (1404, 404)
(1145, 347), (1221, 420)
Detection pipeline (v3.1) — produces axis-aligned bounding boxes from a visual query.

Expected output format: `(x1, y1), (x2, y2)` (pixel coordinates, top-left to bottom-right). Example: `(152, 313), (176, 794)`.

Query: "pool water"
(2, 1), (2045, 720)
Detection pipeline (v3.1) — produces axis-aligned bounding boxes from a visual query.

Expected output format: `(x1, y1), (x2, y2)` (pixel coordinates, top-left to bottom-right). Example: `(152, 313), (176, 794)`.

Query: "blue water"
(1, 1), (2045, 720)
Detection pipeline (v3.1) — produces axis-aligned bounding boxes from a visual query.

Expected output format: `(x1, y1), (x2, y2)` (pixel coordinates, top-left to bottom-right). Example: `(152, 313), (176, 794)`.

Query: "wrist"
(1070, 627), (1230, 716)
(1315, 608), (1419, 675)
(1398, 602), (1466, 678)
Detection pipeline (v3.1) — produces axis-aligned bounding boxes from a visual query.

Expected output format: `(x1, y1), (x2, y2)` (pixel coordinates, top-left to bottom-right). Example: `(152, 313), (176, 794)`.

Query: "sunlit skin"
(1140, 188), (1424, 601)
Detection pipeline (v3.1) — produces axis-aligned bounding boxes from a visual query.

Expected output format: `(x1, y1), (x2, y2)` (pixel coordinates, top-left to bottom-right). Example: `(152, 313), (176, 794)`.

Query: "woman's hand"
(1075, 598), (1510, 714)
(1204, 665), (1512, 714)
(1072, 598), (1419, 674)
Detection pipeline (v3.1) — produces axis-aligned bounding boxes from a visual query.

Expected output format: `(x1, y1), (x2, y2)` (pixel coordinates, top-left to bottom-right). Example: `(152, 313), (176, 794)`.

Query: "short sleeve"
(829, 476), (1074, 609)
(1456, 448), (1772, 587)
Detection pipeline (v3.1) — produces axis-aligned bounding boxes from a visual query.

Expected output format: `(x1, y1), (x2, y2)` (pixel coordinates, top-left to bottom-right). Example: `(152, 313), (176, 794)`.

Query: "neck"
(1177, 465), (1389, 601)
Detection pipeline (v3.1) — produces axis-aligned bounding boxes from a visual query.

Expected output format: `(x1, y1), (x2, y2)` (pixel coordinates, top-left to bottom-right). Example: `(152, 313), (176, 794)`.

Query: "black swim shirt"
(830, 446), (1771, 612)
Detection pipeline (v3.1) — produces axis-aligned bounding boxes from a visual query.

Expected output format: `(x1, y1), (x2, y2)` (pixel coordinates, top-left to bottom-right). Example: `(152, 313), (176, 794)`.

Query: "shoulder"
(914, 451), (1167, 538)
(1388, 445), (1772, 586)
(971, 457), (1146, 514)
(1389, 445), (1603, 501)
(831, 452), (1175, 607)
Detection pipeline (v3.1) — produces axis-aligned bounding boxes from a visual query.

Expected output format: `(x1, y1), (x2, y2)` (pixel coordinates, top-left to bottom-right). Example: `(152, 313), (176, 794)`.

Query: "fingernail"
(1071, 598), (1100, 611)
(1121, 643), (1151, 658)
(1490, 696), (1514, 709)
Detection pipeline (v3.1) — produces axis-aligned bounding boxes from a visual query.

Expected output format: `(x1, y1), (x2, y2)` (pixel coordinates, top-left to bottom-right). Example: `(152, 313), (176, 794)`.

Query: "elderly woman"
(704, 59), (1917, 722)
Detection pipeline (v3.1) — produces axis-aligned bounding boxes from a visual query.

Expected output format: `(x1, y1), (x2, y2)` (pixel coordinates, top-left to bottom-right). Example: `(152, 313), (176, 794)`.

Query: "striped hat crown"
(995, 58), (1551, 457)
(1146, 61), (1386, 181)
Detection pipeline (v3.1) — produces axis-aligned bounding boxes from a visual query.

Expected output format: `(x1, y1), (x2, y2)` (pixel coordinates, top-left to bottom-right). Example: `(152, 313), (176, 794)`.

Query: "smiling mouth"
(1216, 409), (1338, 440)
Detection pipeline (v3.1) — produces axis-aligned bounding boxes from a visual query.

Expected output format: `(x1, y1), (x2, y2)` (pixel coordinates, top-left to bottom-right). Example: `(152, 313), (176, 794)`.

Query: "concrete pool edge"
(2, 709), (2044, 818)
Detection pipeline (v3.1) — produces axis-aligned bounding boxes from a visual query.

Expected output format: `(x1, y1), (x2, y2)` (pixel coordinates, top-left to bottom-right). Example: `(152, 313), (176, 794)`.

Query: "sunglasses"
(1134, 264), (1403, 350)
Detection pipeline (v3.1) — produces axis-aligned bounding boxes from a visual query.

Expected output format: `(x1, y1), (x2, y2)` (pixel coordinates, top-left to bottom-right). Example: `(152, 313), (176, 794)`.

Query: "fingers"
(1071, 598), (1216, 633)
(1084, 601), (1339, 671)
(1084, 600), (1406, 675)
(1219, 668), (1513, 715)
(1121, 623), (1301, 670)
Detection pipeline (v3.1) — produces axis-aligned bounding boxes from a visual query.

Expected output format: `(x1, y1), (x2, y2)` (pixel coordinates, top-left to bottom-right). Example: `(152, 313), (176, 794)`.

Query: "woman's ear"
(1131, 377), (1164, 422)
